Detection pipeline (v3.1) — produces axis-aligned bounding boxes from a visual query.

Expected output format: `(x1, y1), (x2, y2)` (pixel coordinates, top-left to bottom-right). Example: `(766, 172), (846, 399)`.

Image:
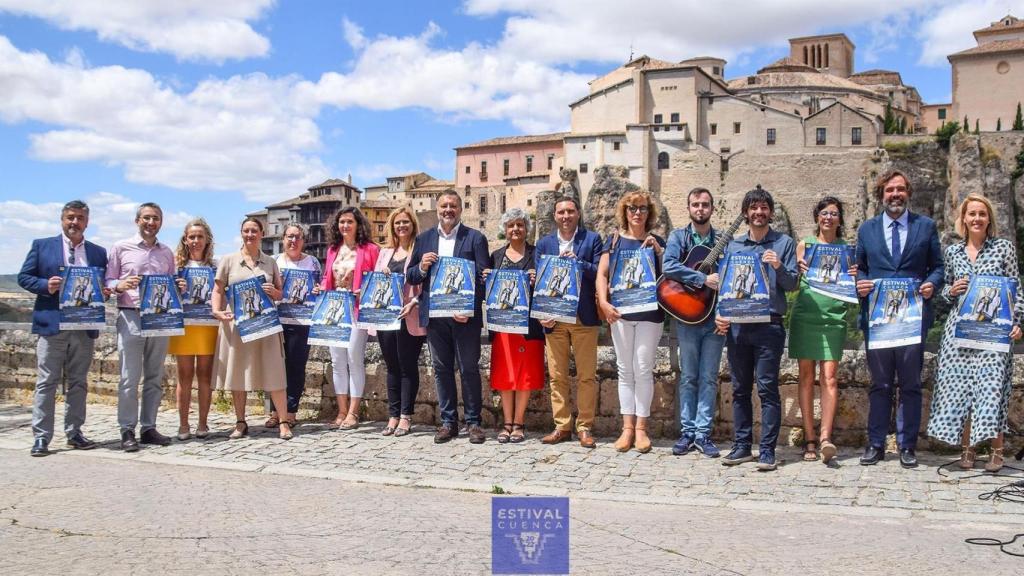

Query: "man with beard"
(407, 189), (490, 444)
(855, 170), (943, 468)
(663, 187), (726, 458)
(715, 186), (798, 471)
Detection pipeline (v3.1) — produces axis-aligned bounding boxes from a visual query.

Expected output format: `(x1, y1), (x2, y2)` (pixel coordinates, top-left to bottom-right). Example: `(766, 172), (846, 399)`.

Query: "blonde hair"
(615, 190), (659, 233)
(954, 193), (998, 239)
(174, 218), (215, 268)
(384, 204), (419, 249)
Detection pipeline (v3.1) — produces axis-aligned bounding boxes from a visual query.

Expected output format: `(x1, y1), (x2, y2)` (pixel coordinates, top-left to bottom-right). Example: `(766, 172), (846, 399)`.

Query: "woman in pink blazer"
(372, 206), (426, 436)
(322, 207), (380, 429)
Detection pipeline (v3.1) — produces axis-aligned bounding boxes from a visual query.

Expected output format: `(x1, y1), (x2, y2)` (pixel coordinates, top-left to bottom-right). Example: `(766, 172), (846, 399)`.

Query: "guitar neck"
(698, 214), (745, 271)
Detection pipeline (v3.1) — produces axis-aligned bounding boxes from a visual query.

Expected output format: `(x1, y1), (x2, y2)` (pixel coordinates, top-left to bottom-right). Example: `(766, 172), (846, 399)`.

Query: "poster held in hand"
(308, 290), (355, 347)
(804, 243), (857, 304)
(139, 274), (185, 337)
(952, 275), (1018, 353)
(530, 255), (580, 324)
(277, 268), (320, 326)
(179, 266), (217, 326)
(428, 256), (475, 318)
(866, 277), (923, 350)
(716, 251), (771, 323)
(609, 247), (659, 314)
(229, 275), (282, 343)
(58, 266), (106, 330)
(356, 271), (405, 331)
(483, 269), (530, 334)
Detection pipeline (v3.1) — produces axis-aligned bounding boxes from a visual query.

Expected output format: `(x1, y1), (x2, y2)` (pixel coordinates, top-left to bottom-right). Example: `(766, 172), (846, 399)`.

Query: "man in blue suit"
(18, 200), (108, 456)
(407, 190), (491, 444)
(855, 170), (944, 468)
(534, 196), (603, 448)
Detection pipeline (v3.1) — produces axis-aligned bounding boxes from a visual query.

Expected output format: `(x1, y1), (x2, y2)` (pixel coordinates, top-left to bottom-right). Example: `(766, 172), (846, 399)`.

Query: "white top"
(62, 234), (87, 267)
(557, 227), (578, 256)
(276, 253), (321, 273)
(437, 223), (461, 258)
(882, 210), (910, 257)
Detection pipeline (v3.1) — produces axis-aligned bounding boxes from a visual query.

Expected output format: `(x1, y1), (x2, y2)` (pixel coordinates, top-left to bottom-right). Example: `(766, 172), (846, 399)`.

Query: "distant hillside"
(0, 274), (23, 293)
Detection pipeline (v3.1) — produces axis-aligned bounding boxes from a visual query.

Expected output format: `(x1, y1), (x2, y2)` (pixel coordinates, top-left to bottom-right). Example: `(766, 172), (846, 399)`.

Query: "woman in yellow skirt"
(168, 219), (219, 440)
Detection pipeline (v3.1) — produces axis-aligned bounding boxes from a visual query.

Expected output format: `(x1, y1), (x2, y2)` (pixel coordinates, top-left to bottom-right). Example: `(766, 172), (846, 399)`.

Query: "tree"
(883, 101), (897, 134)
(964, 115), (969, 131)
(997, 118), (1002, 131)
(975, 119), (980, 134)
(1014, 102), (1023, 131)
(936, 120), (961, 148)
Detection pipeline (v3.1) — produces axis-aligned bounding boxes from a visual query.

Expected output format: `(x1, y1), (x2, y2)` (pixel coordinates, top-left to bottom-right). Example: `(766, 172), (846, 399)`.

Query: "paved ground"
(2, 401), (1024, 574)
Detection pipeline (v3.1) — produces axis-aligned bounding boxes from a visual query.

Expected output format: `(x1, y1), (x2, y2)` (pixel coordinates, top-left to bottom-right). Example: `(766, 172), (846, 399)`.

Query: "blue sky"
(0, 0), (1020, 272)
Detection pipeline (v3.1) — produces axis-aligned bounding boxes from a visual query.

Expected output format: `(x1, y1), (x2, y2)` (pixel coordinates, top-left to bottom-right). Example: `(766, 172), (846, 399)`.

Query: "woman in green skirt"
(790, 196), (854, 464)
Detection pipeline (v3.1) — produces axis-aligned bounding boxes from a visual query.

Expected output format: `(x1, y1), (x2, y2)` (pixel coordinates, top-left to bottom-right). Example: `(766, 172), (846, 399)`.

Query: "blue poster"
(952, 275), (1018, 353)
(484, 269), (530, 334)
(58, 266), (105, 330)
(805, 243), (857, 304)
(428, 256), (475, 318)
(309, 290), (355, 347)
(716, 251), (771, 323)
(179, 266), (217, 326)
(139, 274), (185, 337)
(867, 278), (923, 350)
(356, 271), (404, 331)
(278, 268), (319, 326)
(229, 275), (283, 343)
(530, 255), (580, 324)
(609, 248), (658, 314)
(492, 497), (569, 575)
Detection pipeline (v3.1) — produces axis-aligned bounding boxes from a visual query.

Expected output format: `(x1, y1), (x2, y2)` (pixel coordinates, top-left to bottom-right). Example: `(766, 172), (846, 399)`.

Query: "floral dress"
(927, 237), (1023, 446)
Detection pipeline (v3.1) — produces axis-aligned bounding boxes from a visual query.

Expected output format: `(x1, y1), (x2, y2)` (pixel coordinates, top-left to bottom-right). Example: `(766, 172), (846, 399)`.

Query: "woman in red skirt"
(487, 208), (545, 443)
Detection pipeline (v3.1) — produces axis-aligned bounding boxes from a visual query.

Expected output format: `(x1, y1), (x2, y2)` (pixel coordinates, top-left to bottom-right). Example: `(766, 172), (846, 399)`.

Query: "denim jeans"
(726, 322), (785, 451)
(675, 319), (725, 437)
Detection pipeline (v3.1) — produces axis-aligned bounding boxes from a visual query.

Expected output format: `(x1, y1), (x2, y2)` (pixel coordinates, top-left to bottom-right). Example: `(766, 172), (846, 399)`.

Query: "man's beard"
(690, 214), (710, 225)
(884, 201), (906, 218)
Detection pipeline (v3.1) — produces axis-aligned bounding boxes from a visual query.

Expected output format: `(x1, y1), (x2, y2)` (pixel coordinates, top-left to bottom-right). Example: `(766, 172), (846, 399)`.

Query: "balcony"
(478, 171), (488, 182)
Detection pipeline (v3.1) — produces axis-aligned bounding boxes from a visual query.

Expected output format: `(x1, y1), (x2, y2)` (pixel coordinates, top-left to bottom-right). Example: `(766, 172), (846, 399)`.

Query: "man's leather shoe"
(899, 448), (918, 468)
(859, 445), (884, 466)
(578, 429), (596, 448)
(66, 432), (97, 450)
(540, 429), (572, 445)
(121, 429), (140, 452)
(434, 424), (458, 444)
(468, 425), (485, 444)
(140, 429), (172, 446)
(30, 438), (50, 457)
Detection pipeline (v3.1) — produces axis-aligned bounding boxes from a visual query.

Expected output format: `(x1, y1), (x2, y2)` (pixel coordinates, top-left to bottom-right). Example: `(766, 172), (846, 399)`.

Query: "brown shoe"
(434, 424), (458, 444)
(541, 429), (572, 444)
(578, 429), (596, 449)
(468, 425), (486, 444)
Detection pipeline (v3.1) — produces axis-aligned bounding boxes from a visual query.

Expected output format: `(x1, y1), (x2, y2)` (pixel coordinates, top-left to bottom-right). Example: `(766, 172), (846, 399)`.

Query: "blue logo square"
(492, 496), (569, 575)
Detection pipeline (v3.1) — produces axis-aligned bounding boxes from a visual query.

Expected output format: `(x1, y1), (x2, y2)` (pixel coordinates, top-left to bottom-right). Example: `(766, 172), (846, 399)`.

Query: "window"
(527, 199), (532, 207)
(851, 127), (862, 145)
(480, 196), (487, 215)
(377, 224), (384, 233)
(547, 154), (554, 170)
(816, 127), (827, 145)
(937, 108), (947, 120)
(733, 122), (741, 134)
(525, 155), (533, 172)
(710, 123), (717, 135)
(712, 66), (720, 75)
(480, 160), (487, 174)
(465, 166), (470, 174)
(501, 193), (507, 213)
(654, 114), (663, 124)
(579, 163), (588, 174)
(465, 201), (470, 209)
(720, 157), (729, 172)
(503, 158), (509, 176)
(613, 141), (620, 151)
(670, 113), (680, 123)
(766, 128), (776, 146)
(657, 151), (669, 170)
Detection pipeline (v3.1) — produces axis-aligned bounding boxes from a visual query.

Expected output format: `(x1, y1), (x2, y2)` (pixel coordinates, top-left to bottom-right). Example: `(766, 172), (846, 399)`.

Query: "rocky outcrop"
(583, 165), (672, 238)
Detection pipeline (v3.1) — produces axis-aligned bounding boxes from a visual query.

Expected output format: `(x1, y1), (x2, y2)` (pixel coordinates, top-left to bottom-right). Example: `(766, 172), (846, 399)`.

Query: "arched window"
(657, 151), (669, 170)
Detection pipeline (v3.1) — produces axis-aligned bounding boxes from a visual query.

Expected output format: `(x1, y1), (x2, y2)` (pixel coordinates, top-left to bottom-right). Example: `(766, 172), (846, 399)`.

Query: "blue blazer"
(535, 227), (603, 327)
(406, 224), (491, 328)
(855, 212), (944, 332)
(18, 235), (108, 337)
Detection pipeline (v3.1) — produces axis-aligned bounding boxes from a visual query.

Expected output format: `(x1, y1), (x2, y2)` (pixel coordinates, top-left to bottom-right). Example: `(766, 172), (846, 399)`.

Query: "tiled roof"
(757, 57), (817, 74)
(308, 178), (357, 190)
(974, 15), (1024, 36)
(456, 133), (568, 149)
(729, 69), (877, 95)
(949, 39), (1024, 58)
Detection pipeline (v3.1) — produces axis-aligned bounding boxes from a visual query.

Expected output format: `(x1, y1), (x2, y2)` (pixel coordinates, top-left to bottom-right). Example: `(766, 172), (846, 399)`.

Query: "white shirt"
(882, 210), (910, 257)
(557, 227), (578, 255)
(62, 234), (87, 267)
(437, 223), (461, 258)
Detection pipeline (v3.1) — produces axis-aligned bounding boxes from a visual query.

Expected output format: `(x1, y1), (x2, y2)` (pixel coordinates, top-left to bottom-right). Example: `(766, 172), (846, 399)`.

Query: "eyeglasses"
(627, 205), (650, 214)
(284, 234), (302, 240)
(818, 211), (840, 219)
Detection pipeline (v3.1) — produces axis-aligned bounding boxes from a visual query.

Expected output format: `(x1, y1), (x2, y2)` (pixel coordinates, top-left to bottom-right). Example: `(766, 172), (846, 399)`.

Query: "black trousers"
(426, 318), (483, 427)
(274, 324), (310, 414)
(378, 321), (426, 418)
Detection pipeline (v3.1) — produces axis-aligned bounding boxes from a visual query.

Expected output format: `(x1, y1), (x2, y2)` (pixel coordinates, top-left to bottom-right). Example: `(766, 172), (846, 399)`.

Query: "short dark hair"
(813, 196), (845, 238)
(687, 187), (714, 204)
(553, 196), (580, 212)
(241, 216), (264, 233)
(135, 202), (163, 220)
(874, 169), (913, 202)
(740, 185), (774, 216)
(62, 200), (89, 215)
(436, 189), (462, 203)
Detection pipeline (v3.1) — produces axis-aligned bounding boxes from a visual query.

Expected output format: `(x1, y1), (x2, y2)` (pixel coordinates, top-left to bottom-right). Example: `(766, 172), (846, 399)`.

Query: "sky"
(1, 0), (1021, 273)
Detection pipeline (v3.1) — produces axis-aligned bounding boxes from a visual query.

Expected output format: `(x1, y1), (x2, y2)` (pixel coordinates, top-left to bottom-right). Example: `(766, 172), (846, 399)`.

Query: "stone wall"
(2, 325), (1022, 450)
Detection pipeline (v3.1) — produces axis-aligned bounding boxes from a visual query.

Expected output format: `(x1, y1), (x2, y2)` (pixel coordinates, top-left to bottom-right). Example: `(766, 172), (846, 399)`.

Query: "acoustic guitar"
(656, 213), (745, 324)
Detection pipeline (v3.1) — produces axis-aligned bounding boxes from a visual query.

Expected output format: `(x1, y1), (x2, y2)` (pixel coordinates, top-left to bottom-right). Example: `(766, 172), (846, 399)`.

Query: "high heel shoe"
(394, 416), (412, 437)
(958, 446), (976, 469)
(228, 420), (248, 440)
(984, 447), (1004, 473)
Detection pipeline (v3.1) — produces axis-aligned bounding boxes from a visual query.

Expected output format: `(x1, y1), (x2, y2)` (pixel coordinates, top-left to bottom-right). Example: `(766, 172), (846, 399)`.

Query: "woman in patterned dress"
(928, 194), (1022, 472)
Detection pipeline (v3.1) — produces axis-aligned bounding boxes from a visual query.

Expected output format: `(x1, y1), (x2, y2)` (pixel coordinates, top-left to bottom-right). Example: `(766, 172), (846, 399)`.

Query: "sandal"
(339, 412), (360, 430)
(382, 417), (399, 437)
(195, 425), (210, 439)
(984, 447), (1003, 473)
(279, 420), (293, 440)
(497, 424), (513, 444)
(510, 423), (526, 444)
(959, 446), (977, 470)
(264, 414), (280, 428)
(803, 440), (819, 462)
(327, 414), (345, 430)
(394, 416), (412, 437)
(820, 439), (837, 464)
(228, 420), (248, 440)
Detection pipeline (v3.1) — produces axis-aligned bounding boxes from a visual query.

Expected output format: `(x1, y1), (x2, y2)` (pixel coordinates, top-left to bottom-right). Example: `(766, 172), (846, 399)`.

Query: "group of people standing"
(19, 171), (1021, 473)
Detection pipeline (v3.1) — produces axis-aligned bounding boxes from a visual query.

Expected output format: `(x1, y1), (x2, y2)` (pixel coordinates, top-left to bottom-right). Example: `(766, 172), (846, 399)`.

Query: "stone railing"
(1, 324), (1022, 449)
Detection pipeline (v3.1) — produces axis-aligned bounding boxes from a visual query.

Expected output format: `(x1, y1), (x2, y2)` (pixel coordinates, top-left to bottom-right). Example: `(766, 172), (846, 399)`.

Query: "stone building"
(920, 103), (953, 133)
(360, 199), (402, 245)
(949, 14), (1024, 132)
(364, 172), (432, 203)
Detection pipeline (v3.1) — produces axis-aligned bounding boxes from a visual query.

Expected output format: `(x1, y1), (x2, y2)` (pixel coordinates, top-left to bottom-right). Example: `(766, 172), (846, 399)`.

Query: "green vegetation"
(1014, 102), (1024, 131)
(980, 144), (1001, 166)
(491, 485), (507, 495)
(974, 119), (980, 134)
(996, 118), (1002, 131)
(935, 121), (961, 149)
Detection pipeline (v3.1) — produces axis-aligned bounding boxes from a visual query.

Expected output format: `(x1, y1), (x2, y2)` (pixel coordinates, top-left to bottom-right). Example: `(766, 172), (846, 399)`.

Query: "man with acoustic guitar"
(662, 187), (727, 458)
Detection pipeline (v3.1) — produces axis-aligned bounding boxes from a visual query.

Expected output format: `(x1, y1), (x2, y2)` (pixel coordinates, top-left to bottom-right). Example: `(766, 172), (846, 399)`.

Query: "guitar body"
(656, 245), (718, 324)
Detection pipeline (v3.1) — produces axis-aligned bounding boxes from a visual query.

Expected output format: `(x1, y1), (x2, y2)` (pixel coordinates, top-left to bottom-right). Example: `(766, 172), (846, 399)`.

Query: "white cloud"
(916, 0), (1024, 66)
(0, 36), (329, 202)
(0, 0), (273, 62)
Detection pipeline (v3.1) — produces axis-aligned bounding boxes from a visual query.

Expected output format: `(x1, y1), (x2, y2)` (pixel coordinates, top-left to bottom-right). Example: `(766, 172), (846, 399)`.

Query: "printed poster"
(356, 271), (405, 331)
(58, 266), (105, 330)
(531, 255), (580, 324)
(867, 278), (923, 350)
(139, 274), (185, 337)
(608, 248), (658, 314)
(308, 290), (355, 347)
(804, 243), (857, 304)
(179, 266), (217, 326)
(229, 275), (283, 343)
(483, 269), (530, 334)
(717, 251), (771, 323)
(428, 256), (475, 318)
(952, 275), (1018, 353)
(278, 268), (320, 326)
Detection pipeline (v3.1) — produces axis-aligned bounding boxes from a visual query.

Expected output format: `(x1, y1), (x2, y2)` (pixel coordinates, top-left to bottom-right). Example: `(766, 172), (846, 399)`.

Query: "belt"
(117, 307), (140, 311)
(769, 314), (784, 325)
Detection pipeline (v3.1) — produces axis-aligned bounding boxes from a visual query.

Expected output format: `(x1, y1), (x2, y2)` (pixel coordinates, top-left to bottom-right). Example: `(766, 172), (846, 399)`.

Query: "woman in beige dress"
(211, 217), (293, 440)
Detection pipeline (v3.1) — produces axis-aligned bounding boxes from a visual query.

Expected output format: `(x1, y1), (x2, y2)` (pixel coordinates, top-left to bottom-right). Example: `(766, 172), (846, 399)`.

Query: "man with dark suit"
(534, 196), (603, 448)
(18, 200), (108, 456)
(407, 190), (490, 444)
(855, 170), (944, 468)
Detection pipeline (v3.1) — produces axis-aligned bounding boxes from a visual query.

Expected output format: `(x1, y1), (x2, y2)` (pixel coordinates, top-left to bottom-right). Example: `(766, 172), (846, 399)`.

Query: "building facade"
(248, 177), (361, 262)
(949, 15), (1024, 132)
